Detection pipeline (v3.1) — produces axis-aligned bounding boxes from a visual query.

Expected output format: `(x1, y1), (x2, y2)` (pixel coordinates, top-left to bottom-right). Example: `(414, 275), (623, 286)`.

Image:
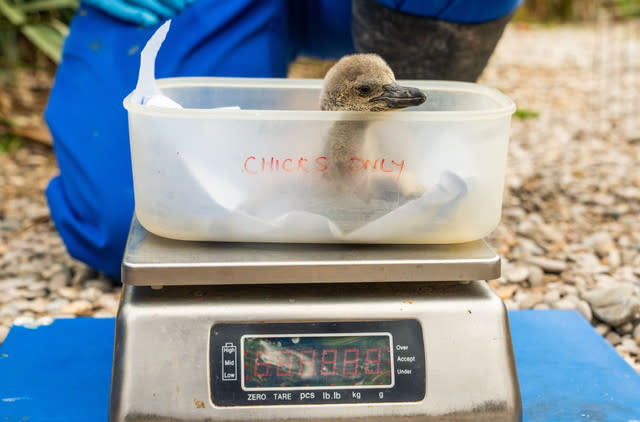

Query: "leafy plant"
(0, 0), (78, 66)
(0, 133), (23, 153)
(613, 0), (640, 18)
(513, 0), (639, 22)
(514, 108), (540, 120)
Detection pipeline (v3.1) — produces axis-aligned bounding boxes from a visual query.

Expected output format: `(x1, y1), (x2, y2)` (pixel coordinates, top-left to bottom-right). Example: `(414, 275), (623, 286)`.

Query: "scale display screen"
(241, 334), (394, 390)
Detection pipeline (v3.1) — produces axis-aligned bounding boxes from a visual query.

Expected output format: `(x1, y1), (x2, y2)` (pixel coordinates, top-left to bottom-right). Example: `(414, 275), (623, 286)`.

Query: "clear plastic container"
(124, 77), (515, 243)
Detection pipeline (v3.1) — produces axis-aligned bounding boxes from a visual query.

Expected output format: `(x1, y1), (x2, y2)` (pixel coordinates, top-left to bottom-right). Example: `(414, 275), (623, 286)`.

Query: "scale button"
(298, 392), (315, 401)
(272, 392), (293, 401)
(321, 391), (343, 400)
(221, 342), (237, 381)
(247, 393), (267, 401)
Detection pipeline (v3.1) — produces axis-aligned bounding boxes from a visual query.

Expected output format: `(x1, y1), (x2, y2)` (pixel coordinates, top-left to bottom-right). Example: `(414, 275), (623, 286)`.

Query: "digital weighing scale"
(110, 218), (521, 421)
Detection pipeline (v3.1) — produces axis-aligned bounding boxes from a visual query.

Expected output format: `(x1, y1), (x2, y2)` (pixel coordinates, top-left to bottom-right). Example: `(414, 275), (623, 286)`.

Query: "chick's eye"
(356, 85), (372, 96)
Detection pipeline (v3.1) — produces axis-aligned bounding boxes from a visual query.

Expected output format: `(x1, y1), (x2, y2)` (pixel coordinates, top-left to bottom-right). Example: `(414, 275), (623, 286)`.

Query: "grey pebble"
(620, 338), (639, 354)
(0, 324), (9, 342)
(0, 217), (21, 232)
(28, 298), (49, 314)
(503, 299), (519, 311)
(576, 300), (593, 322)
(79, 287), (103, 303)
(533, 303), (550, 310)
(633, 324), (640, 346)
(0, 304), (19, 318)
(544, 290), (561, 305)
(592, 274), (618, 286)
(60, 300), (94, 316)
(46, 299), (70, 313)
(606, 331), (622, 346)
(40, 263), (66, 280)
(606, 250), (621, 269)
(595, 299), (640, 327)
(84, 279), (113, 293)
(562, 294), (580, 305)
(514, 238), (544, 257)
(72, 266), (95, 286)
(11, 300), (32, 312)
(21, 288), (47, 299)
(505, 266), (530, 283)
(49, 268), (72, 290)
(595, 323), (610, 336)
(0, 276), (36, 292)
(56, 287), (79, 301)
(585, 231), (615, 257)
(616, 322), (634, 335)
(516, 292), (544, 309)
(552, 299), (577, 311)
(93, 310), (115, 318)
(527, 257), (567, 273)
(97, 294), (119, 311)
(560, 285), (578, 296)
(527, 266), (545, 287)
(582, 284), (640, 326)
(573, 252), (606, 273)
(615, 266), (638, 284)
(27, 281), (48, 291)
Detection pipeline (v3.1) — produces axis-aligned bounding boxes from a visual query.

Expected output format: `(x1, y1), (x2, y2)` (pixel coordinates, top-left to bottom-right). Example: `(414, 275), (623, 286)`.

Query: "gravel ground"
(1, 21), (640, 371)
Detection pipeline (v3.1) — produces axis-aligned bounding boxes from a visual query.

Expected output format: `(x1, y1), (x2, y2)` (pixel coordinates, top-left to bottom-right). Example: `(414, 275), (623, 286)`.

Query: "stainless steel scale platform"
(110, 218), (521, 421)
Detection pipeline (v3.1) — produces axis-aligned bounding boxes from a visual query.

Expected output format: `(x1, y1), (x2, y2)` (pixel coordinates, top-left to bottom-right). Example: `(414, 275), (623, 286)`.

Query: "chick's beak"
(370, 83), (427, 109)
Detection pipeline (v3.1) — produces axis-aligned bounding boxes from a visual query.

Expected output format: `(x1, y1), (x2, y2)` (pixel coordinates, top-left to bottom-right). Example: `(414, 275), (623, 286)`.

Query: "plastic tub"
(124, 77), (515, 243)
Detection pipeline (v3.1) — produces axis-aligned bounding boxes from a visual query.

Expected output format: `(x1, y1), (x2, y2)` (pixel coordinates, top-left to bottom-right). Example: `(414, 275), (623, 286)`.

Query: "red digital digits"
(299, 350), (316, 376)
(251, 346), (385, 379)
(364, 348), (382, 375)
(254, 350), (270, 377)
(342, 349), (359, 375)
(276, 351), (294, 376)
(320, 349), (338, 375)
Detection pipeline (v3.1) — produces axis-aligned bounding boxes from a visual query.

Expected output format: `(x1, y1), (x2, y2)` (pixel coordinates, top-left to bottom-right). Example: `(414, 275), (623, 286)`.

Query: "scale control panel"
(210, 320), (426, 406)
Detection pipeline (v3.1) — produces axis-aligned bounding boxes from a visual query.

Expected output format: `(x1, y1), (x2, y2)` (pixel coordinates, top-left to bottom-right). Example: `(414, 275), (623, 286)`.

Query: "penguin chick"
(320, 54), (426, 112)
(319, 54), (426, 196)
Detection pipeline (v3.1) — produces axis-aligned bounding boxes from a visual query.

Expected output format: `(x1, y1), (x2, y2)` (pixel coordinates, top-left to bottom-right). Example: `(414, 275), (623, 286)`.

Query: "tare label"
(221, 343), (237, 381)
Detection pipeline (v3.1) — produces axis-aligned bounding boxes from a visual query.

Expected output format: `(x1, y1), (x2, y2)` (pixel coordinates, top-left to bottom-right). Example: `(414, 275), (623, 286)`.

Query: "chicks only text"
(242, 156), (406, 182)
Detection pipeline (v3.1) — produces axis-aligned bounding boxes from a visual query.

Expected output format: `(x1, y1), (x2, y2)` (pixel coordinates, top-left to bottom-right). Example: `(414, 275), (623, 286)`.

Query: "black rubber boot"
(351, 0), (514, 81)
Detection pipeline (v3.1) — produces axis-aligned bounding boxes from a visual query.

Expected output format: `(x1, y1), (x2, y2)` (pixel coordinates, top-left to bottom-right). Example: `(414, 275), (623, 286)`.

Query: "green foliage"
(614, 0), (640, 18)
(21, 22), (64, 62)
(514, 108), (540, 120)
(0, 0), (78, 66)
(0, 134), (23, 153)
(514, 0), (639, 22)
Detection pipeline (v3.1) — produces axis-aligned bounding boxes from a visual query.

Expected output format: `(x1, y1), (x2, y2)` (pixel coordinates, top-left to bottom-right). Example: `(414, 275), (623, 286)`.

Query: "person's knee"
(46, 175), (132, 280)
(352, 0), (519, 81)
